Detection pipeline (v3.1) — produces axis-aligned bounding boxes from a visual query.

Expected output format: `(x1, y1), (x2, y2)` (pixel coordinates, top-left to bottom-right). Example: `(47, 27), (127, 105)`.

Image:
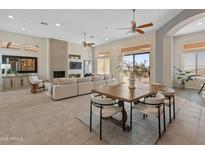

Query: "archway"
(155, 9), (205, 87)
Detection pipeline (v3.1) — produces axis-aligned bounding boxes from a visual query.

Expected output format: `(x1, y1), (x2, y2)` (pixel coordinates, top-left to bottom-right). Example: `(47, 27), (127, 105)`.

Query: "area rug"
(76, 100), (184, 145)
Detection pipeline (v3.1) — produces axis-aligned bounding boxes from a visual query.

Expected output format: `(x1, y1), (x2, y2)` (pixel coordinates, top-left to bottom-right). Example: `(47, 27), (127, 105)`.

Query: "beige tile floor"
(0, 89), (204, 145)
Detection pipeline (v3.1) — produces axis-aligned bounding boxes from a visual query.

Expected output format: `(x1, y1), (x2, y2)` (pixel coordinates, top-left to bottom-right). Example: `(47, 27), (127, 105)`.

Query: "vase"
(128, 73), (136, 89)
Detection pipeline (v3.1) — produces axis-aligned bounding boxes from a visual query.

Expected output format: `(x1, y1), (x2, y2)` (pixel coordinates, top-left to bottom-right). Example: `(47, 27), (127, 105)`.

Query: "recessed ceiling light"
(56, 23), (60, 27)
(21, 27), (26, 31)
(197, 22), (202, 26)
(8, 15), (14, 19)
(105, 38), (109, 41)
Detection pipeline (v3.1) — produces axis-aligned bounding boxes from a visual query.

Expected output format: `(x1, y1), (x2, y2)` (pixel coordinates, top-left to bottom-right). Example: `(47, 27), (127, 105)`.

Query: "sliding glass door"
(134, 53), (150, 83)
(182, 51), (205, 77)
(122, 52), (150, 83)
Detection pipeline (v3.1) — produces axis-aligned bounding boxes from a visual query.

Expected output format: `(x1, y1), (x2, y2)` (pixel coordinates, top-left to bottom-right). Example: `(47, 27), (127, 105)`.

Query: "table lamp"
(1, 64), (11, 76)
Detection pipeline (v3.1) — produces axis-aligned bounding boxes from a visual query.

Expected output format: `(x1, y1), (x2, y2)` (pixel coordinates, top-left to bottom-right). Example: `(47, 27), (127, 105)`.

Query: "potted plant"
(134, 62), (149, 81)
(173, 66), (199, 89)
(117, 61), (149, 89)
(7, 69), (17, 76)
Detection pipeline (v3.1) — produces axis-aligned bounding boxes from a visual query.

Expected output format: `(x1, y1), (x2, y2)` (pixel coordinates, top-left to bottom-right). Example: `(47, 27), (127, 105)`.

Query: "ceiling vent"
(40, 22), (48, 26)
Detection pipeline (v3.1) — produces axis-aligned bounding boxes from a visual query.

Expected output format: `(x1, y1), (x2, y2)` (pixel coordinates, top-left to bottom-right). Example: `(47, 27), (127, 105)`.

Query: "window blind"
(98, 51), (110, 58)
(121, 43), (151, 54)
(182, 41), (205, 51)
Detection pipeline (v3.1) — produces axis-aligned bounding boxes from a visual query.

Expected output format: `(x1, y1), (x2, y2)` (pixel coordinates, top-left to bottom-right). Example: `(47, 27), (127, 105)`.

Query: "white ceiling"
(175, 16), (205, 36)
(0, 9), (183, 46)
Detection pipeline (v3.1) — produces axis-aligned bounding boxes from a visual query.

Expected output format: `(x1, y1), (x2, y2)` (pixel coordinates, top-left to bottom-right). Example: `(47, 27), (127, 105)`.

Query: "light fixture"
(56, 23), (60, 27)
(105, 38), (109, 41)
(197, 22), (202, 26)
(21, 27), (26, 31)
(8, 15), (14, 19)
(40, 22), (48, 26)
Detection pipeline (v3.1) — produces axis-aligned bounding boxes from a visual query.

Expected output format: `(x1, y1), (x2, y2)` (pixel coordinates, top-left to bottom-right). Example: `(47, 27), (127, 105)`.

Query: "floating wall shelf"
(24, 44), (40, 51)
(69, 54), (81, 59)
(1, 41), (20, 49)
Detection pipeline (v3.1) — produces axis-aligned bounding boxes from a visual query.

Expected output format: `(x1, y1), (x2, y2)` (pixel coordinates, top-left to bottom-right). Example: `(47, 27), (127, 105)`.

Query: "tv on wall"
(70, 62), (82, 69)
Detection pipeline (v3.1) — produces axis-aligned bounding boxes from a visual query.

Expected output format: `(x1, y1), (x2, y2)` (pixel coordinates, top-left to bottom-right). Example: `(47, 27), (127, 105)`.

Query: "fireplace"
(53, 71), (65, 78)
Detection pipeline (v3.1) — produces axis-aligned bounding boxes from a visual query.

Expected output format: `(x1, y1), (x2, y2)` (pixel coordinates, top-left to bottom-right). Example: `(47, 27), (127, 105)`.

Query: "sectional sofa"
(48, 75), (117, 100)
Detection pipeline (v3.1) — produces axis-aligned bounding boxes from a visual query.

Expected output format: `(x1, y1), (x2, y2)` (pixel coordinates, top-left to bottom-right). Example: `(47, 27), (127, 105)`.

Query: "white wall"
(173, 31), (205, 88)
(94, 32), (156, 83)
(163, 36), (174, 87)
(0, 30), (48, 90)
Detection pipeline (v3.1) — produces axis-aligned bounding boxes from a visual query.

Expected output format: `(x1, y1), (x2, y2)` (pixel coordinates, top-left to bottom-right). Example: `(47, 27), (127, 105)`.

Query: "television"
(70, 62), (82, 69)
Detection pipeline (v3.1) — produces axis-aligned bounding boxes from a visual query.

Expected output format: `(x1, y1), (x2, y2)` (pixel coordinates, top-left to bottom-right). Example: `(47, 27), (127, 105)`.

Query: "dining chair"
(199, 83), (205, 94)
(160, 88), (175, 123)
(133, 92), (166, 139)
(90, 93), (125, 140)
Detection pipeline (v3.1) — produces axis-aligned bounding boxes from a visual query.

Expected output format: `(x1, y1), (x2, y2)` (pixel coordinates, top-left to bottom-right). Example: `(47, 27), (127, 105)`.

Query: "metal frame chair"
(134, 93), (166, 139)
(199, 83), (205, 94)
(160, 89), (176, 124)
(90, 93), (125, 140)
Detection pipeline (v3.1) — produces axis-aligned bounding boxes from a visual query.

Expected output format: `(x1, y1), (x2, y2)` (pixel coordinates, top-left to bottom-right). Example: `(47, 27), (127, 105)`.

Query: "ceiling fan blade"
(117, 28), (132, 30)
(87, 45), (94, 47)
(136, 23), (153, 29)
(136, 29), (145, 34)
(87, 43), (95, 46)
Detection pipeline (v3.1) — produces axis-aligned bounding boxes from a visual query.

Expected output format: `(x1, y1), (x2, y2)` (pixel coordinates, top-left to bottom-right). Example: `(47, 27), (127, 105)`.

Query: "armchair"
(29, 75), (49, 93)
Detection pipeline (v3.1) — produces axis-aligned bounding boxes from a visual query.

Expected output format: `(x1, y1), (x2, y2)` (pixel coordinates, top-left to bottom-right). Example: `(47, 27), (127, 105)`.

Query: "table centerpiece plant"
(117, 61), (149, 89)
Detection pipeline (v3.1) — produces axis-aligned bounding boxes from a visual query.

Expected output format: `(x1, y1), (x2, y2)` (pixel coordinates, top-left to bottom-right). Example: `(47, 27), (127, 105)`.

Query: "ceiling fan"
(117, 9), (153, 35)
(82, 33), (95, 47)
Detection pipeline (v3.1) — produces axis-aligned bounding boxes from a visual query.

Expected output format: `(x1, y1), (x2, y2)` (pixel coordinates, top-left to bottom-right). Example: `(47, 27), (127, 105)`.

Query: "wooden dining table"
(92, 82), (165, 131)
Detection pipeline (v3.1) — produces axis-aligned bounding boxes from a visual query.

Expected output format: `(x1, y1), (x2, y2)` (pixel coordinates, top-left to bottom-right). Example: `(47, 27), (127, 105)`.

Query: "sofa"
(49, 74), (118, 100)
(77, 77), (94, 95)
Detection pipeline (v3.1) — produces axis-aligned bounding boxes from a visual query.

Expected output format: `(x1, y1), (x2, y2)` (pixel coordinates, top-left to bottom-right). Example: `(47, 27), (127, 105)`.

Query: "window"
(97, 58), (110, 74)
(183, 53), (196, 73)
(182, 52), (205, 77)
(123, 54), (133, 65)
(197, 52), (205, 76)
(122, 52), (150, 83)
(134, 53), (149, 67)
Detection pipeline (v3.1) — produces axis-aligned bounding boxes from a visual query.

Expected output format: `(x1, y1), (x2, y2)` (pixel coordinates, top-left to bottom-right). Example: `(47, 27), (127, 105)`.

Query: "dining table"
(92, 82), (166, 131)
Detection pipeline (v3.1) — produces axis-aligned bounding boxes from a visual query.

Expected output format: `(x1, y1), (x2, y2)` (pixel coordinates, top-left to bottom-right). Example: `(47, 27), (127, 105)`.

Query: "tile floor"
(0, 89), (204, 145)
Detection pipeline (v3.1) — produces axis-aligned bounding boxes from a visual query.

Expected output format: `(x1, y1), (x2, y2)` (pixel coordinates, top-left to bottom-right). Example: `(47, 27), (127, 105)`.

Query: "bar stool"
(160, 88), (175, 124)
(90, 93), (125, 140)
